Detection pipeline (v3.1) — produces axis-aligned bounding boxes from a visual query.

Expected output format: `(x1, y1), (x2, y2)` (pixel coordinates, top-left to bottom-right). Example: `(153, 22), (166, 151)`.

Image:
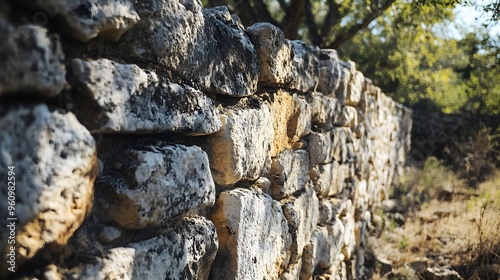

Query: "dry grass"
(368, 165), (500, 279)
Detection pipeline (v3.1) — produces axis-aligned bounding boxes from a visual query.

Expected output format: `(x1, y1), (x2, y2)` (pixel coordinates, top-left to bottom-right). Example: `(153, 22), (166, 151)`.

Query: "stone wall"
(0, 1), (411, 279)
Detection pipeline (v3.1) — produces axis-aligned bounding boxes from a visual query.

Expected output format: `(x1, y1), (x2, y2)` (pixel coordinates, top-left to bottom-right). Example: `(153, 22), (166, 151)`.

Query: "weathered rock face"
(19, 0), (140, 42)
(206, 99), (273, 185)
(67, 216), (218, 280)
(211, 188), (291, 280)
(0, 22), (65, 97)
(301, 222), (345, 279)
(281, 186), (320, 264)
(268, 149), (310, 200)
(116, 1), (260, 96)
(96, 144), (216, 229)
(247, 22), (320, 92)
(0, 104), (97, 274)
(269, 90), (311, 156)
(0, 1), (412, 279)
(69, 58), (221, 134)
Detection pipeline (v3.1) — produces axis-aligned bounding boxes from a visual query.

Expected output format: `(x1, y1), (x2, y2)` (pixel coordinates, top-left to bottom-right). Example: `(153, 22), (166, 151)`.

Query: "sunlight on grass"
(369, 165), (500, 279)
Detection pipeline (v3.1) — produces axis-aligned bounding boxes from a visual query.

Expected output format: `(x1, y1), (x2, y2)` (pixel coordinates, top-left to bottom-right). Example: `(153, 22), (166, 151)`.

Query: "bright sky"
(452, 4), (500, 38)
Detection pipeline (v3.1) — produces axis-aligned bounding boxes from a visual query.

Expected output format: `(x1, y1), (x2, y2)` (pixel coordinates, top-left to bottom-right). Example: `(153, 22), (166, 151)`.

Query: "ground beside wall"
(0, 1), (411, 279)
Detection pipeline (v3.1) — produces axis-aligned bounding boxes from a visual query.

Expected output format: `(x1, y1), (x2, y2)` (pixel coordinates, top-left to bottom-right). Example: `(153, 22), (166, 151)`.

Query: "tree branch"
(231, 0), (259, 27)
(282, 0), (306, 39)
(253, 0), (280, 25)
(319, 0), (342, 46)
(277, 0), (289, 12)
(304, 0), (321, 45)
(327, 0), (396, 49)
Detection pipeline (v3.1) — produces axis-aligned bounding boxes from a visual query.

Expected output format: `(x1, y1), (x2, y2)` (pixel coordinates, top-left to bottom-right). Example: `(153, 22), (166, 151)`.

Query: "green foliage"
(398, 236), (410, 251)
(341, 2), (500, 115)
(395, 157), (462, 208)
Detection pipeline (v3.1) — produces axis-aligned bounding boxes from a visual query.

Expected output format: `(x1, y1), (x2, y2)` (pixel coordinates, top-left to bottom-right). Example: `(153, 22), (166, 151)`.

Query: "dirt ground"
(365, 168), (500, 280)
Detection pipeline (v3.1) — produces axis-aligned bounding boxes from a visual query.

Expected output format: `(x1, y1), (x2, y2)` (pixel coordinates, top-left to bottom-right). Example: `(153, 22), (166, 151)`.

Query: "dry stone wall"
(0, 1), (411, 279)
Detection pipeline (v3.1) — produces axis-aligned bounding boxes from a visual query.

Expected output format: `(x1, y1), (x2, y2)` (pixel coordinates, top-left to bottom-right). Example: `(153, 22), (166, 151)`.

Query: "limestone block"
(309, 92), (341, 131)
(335, 106), (358, 128)
(246, 23), (293, 86)
(346, 143), (356, 164)
(346, 71), (364, 106)
(356, 180), (368, 199)
(290, 41), (321, 93)
(0, 104), (97, 274)
(280, 262), (302, 280)
(300, 222), (345, 280)
(353, 124), (366, 139)
(310, 162), (339, 197)
(211, 188), (291, 280)
(246, 23), (319, 92)
(118, 2), (259, 96)
(96, 144), (215, 229)
(268, 149), (310, 200)
(334, 61), (352, 105)
(355, 143), (371, 181)
(69, 247), (135, 280)
(19, 0), (139, 42)
(307, 132), (333, 166)
(206, 101), (273, 185)
(316, 49), (342, 96)
(331, 128), (349, 163)
(71, 216), (218, 280)
(281, 186), (319, 264)
(341, 215), (356, 260)
(69, 58), (221, 135)
(290, 95), (313, 142)
(270, 90), (312, 155)
(0, 22), (65, 97)
(319, 198), (348, 225)
(364, 78), (380, 98)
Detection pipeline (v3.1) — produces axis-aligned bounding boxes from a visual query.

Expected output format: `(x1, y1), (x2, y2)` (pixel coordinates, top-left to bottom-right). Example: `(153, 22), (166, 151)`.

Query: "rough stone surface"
(270, 90), (311, 156)
(280, 262), (302, 280)
(69, 216), (218, 280)
(332, 127), (351, 163)
(301, 222), (345, 280)
(309, 162), (345, 197)
(347, 70), (364, 106)
(268, 149), (310, 200)
(319, 198), (348, 225)
(0, 104), (97, 274)
(307, 132), (333, 166)
(335, 106), (359, 128)
(335, 61), (353, 105)
(211, 188), (291, 280)
(246, 23), (319, 92)
(309, 92), (341, 131)
(281, 186), (319, 264)
(0, 3), (413, 279)
(95, 144), (215, 229)
(116, 1), (259, 96)
(20, 0), (140, 42)
(317, 49), (342, 96)
(69, 58), (221, 134)
(246, 23), (293, 86)
(206, 100), (273, 185)
(289, 41), (320, 93)
(0, 22), (65, 97)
